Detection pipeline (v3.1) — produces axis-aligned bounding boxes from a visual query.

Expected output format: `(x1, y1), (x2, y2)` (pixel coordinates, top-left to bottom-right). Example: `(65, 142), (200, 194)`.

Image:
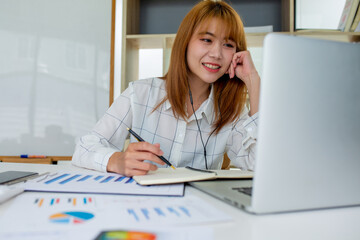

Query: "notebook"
(190, 33), (360, 214)
(133, 167), (253, 185)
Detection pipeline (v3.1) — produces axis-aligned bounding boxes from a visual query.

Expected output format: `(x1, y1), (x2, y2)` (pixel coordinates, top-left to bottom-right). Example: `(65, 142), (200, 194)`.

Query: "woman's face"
(186, 18), (236, 85)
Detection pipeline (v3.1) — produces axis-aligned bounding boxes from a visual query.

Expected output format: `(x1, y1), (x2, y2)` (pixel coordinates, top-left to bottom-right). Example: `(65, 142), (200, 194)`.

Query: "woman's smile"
(202, 62), (221, 72)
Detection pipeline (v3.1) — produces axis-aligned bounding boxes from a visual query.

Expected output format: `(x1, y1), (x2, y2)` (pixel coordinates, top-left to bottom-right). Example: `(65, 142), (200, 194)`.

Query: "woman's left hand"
(227, 51), (261, 115)
(227, 51), (258, 89)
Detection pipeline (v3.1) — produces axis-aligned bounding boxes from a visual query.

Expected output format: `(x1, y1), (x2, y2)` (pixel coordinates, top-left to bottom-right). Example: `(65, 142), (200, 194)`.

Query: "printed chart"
(100, 195), (232, 225)
(34, 196), (94, 208)
(49, 211), (94, 224)
(0, 193), (231, 233)
(127, 205), (191, 222)
(25, 172), (184, 196)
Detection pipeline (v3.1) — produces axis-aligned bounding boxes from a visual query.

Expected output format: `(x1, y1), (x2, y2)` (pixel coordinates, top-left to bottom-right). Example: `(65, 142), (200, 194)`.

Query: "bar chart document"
(25, 172), (184, 196)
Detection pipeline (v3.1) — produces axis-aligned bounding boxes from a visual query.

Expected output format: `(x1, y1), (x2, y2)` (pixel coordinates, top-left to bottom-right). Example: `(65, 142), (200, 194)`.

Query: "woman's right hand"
(106, 142), (166, 176)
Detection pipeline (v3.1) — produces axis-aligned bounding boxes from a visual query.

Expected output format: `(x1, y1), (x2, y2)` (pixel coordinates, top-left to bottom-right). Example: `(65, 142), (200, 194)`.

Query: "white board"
(0, 0), (112, 155)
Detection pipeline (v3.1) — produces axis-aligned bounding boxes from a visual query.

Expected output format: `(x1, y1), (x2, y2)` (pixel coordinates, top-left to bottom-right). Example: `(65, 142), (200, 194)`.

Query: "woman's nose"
(208, 43), (222, 59)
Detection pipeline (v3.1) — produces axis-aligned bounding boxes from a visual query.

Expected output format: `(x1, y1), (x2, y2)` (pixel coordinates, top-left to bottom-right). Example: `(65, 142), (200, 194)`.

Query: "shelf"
(126, 31), (359, 54)
(0, 157), (54, 164)
(0, 156), (71, 164)
(126, 33), (271, 49)
(126, 34), (176, 49)
(292, 31), (360, 42)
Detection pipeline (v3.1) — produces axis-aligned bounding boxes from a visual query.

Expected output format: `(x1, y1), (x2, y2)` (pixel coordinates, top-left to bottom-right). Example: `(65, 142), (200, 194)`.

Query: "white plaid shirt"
(72, 77), (258, 172)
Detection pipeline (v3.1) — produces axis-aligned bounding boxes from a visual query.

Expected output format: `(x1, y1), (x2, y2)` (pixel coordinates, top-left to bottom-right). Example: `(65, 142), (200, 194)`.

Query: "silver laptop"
(190, 34), (360, 214)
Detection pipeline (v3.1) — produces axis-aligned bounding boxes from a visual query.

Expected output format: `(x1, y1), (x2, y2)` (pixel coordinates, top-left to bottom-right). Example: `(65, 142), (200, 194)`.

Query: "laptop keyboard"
(232, 187), (252, 196)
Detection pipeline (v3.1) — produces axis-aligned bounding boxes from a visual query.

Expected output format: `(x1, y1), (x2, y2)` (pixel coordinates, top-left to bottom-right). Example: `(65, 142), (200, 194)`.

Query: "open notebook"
(133, 167), (253, 185)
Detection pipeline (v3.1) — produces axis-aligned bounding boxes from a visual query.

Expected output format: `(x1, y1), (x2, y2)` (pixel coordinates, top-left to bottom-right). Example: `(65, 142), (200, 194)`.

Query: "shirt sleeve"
(226, 109), (259, 171)
(72, 84), (134, 172)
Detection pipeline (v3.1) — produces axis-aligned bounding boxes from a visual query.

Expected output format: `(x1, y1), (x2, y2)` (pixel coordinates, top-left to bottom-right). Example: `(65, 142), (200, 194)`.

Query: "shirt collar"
(164, 99), (172, 111)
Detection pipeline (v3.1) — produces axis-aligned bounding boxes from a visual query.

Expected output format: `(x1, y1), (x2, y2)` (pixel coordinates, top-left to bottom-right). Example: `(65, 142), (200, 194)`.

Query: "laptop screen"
(252, 34), (360, 213)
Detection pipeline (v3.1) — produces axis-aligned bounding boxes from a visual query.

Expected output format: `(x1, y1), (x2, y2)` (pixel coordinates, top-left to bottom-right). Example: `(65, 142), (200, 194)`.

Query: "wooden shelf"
(0, 156), (72, 164)
(126, 33), (271, 48)
(0, 157), (54, 164)
(293, 31), (360, 42)
(126, 34), (175, 49)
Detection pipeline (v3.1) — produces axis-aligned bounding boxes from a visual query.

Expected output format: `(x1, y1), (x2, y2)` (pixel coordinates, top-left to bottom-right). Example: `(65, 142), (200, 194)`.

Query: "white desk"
(1, 162), (360, 240)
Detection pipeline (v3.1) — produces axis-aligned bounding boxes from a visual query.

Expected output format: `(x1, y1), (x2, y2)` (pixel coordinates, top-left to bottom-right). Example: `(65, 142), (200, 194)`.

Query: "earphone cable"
(188, 84), (225, 170)
(189, 89), (208, 169)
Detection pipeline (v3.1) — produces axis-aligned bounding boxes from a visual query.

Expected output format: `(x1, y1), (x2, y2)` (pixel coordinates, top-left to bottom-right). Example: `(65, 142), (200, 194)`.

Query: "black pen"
(127, 128), (176, 170)
(185, 166), (215, 174)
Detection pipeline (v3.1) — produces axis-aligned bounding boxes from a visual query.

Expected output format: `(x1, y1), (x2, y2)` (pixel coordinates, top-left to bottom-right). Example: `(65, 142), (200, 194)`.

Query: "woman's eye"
(200, 38), (212, 43)
(224, 43), (235, 48)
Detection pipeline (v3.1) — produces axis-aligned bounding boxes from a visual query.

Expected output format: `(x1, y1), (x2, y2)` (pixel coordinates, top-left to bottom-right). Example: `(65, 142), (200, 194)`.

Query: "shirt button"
(247, 127), (253, 132)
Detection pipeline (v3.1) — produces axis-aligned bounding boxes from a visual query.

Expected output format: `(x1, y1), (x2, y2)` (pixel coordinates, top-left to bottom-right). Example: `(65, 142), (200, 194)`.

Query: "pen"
(20, 155), (46, 158)
(186, 166), (215, 174)
(127, 128), (176, 170)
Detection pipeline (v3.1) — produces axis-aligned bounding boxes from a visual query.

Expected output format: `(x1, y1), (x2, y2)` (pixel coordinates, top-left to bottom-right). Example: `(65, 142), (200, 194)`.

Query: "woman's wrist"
(107, 152), (122, 172)
(247, 73), (261, 116)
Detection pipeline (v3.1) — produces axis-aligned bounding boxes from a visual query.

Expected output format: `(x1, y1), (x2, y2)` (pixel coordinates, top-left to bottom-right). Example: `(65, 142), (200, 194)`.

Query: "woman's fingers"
(122, 157), (159, 176)
(108, 142), (167, 176)
(124, 168), (150, 176)
(128, 150), (165, 166)
(128, 142), (163, 156)
(229, 51), (259, 86)
(228, 62), (235, 79)
(127, 159), (158, 172)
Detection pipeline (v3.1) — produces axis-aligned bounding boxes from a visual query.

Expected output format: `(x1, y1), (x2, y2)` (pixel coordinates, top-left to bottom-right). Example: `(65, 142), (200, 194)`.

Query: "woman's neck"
(187, 79), (211, 117)
(188, 77), (210, 99)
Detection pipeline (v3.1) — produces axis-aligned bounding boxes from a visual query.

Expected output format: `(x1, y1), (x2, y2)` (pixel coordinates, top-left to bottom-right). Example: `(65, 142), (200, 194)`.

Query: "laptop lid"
(251, 34), (360, 213)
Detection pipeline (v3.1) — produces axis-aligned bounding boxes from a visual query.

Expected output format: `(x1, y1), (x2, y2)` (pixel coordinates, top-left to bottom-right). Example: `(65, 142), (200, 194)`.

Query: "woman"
(72, 0), (260, 176)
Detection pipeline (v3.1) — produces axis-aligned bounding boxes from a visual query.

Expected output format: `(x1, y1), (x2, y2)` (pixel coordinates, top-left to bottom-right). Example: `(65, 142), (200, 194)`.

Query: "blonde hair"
(156, 0), (248, 133)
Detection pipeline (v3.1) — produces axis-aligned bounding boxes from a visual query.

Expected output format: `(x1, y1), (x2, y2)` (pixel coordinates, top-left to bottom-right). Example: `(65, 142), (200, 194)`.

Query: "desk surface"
(1, 162), (360, 240)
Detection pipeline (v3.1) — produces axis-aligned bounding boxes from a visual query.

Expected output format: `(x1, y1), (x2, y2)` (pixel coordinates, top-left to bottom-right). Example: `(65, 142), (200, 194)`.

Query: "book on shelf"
(338, 0), (360, 31)
(133, 167), (253, 185)
(350, 3), (360, 31)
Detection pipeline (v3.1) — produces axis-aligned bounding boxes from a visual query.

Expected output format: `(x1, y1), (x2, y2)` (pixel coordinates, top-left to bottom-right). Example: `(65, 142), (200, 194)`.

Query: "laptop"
(189, 34), (360, 214)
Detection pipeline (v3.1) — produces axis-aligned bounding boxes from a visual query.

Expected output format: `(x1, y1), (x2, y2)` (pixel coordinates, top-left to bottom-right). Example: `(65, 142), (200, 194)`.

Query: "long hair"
(156, 0), (248, 134)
